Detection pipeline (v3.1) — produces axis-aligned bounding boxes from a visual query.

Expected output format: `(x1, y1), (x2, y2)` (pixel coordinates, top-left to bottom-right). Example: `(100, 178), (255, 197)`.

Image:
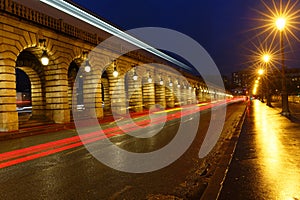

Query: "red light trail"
(0, 98), (244, 169)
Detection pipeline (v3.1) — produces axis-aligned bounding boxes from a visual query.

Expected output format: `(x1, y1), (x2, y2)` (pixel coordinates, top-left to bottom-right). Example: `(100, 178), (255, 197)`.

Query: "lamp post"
(258, 68), (265, 102)
(262, 54), (272, 107)
(276, 17), (290, 116)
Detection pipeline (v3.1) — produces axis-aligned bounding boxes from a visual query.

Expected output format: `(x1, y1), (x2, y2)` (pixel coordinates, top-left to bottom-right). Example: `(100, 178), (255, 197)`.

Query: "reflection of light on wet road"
(253, 100), (300, 200)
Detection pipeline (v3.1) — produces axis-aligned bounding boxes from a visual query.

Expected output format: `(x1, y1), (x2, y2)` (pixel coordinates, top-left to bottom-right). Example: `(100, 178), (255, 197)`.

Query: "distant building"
(286, 68), (300, 95)
(231, 69), (252, 95)
(222, 75), (231, 90)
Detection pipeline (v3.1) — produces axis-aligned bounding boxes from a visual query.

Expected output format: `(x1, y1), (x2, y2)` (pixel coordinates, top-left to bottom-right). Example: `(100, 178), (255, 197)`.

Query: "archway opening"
(101, 71), (112, 116)
(16, 49), (47, 127)
(16, 68), (31, 121)
(68, 61), (81, 120)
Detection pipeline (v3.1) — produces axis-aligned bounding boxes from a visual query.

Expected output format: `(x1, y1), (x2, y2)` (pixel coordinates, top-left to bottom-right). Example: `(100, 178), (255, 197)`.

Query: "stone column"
(127, 72), (143, 112)
(108, 64), (127, 115)
(195, 88), (199, 103)
(142, 74), (155, 110)
(25, 67), (45, 117)
(0, 59), (18, 131)
(186, 85), (194, 105)
(193, 87), (197, 104)
(44, 64), (70, 123)
(155, 82), (166, 109)
(174, 81), (181, 106)
(197, 87), (203, 102)
(68, 76), (75, 117)
(206, 90), (211, 102)
(83, 71), (103, 119)
(180, 85), (187, 106)
(165, 83), (175, 108)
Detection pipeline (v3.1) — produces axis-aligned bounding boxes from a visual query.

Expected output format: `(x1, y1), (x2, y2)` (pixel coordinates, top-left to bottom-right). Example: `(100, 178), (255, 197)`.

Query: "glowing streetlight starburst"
(258, 68), (265, 75)
(276, 17), (286, 31)
(245, 39), (281, 97)
(262, 53), (271, 63)
(252, 0), (300, 46)
(246, 38), (280, 72)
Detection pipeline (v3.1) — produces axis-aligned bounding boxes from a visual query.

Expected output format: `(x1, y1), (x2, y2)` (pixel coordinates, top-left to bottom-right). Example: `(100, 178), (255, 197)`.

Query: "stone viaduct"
(0, 0), (227, 132)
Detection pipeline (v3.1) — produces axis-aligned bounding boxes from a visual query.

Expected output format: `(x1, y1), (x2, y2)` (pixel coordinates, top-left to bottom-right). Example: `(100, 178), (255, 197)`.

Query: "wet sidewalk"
(218, 100), (300, 200)
(272, 100), (300, 123)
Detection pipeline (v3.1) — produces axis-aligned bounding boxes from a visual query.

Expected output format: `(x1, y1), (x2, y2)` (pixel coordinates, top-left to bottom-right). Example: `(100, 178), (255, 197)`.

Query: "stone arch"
(16, 50), (47, 123)
(0, 30), (40, 131)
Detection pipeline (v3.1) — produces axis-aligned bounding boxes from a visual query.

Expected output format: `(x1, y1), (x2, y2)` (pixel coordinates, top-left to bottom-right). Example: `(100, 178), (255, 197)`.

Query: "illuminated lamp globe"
(41, 50), (49, 66)
(113, 68), (118, 78)
(133, 73), (138, 81)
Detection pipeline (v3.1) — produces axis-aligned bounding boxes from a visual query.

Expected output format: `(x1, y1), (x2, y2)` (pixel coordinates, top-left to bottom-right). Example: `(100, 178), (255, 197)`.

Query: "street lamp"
(258, 68), (264, 75)
(262, 54), (272, 107)
(262, 54), (270, 63)
(258, 69), (265, 102)
(253, 0), (300, 115)
(276, 17), (286, 31)
(276, 16), (290, 116)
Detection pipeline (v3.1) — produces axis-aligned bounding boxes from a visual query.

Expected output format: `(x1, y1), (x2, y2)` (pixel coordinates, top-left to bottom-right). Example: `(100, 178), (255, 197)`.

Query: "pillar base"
(46, 109), (70, 123)
(0, 112), (18, 132)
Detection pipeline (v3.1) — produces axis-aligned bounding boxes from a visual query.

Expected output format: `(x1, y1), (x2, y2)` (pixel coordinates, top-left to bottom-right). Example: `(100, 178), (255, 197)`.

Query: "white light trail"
(40, 0), (193, 72)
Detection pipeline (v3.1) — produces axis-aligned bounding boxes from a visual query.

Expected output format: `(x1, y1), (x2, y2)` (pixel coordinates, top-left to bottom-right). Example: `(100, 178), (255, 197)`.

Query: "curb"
(199, 101), (248, 200)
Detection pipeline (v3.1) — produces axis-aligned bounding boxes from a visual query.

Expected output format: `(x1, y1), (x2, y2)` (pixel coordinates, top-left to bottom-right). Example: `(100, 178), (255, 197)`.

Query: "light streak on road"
(0, 98), (244, 169)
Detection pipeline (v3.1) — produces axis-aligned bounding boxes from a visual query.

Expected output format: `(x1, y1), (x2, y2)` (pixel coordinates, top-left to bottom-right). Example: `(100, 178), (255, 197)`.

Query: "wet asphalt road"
(0, 102), (246, 200)
(218, 100), (300, 200)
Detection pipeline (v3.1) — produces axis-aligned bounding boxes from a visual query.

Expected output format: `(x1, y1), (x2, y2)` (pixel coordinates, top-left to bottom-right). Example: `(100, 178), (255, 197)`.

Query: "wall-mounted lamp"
(113, 61), (118, 78)
(159, 77), (164, 85)
(147, 71), (152, 83)
(177, 81), (181, 88)
(39, 39), (49, 66)
(84, 60), (91, 73)
(169, 77), (173, 87)
(83, 51), (91, 73)
(132, 65), (138, 81)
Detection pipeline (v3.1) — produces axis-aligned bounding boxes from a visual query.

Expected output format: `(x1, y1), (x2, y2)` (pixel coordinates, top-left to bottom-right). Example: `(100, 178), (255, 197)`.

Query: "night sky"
(70, 0), (300, 76)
